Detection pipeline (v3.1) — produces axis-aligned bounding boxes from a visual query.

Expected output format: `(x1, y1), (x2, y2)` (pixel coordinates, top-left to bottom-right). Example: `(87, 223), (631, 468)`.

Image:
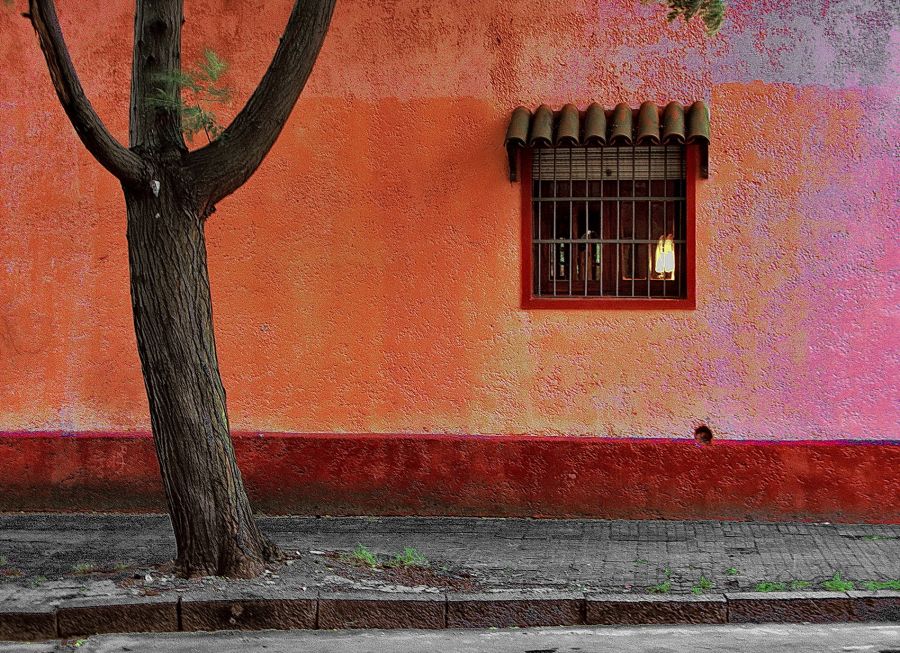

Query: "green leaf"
(661, 0), (726, 35)
(201, 49), (228, 82)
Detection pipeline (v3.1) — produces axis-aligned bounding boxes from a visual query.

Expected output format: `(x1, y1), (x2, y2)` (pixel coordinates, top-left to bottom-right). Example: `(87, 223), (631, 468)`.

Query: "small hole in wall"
(694, 425), (713, 445)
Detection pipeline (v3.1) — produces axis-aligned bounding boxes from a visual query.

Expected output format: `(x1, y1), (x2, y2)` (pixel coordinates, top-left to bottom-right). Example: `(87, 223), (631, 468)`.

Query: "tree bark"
(125, 167), (277, 577)
(27, 0), (148, 184)
(28, 0), (335, 578)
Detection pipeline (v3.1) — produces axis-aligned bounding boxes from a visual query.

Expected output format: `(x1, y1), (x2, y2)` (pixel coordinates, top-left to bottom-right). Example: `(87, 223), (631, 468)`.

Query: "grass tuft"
(72, 562), (95, 575)
(350, 544), (378, 568)
(822, 572), (854, 592)
(691, 575), (714, 595)
(388, 547), (428, 568)
(862, 580), (900, 591)
(648, 580), (672, 594)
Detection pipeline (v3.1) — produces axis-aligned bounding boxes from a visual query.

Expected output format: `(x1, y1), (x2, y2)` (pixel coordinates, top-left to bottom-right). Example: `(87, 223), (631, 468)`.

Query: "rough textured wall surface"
(0, 0), (897, 441)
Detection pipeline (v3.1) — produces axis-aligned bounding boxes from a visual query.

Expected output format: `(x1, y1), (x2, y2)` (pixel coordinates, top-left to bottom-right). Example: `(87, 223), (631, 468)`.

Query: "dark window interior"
(531, 145), (687, 299)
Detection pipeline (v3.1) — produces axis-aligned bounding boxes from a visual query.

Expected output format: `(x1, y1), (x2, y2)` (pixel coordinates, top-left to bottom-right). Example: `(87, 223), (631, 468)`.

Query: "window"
(506, 102), (708, 309)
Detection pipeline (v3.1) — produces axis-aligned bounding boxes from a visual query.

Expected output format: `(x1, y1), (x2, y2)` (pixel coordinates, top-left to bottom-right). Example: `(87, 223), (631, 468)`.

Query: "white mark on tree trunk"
(150, 180), (160, 197)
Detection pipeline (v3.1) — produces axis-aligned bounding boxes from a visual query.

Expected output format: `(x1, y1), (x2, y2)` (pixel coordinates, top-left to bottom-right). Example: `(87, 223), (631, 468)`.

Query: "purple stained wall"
(0, 0), (897, 444)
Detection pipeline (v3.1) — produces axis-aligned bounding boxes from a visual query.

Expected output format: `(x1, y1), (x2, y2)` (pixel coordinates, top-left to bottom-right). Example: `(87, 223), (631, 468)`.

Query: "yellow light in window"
(654, 235), (675, 280)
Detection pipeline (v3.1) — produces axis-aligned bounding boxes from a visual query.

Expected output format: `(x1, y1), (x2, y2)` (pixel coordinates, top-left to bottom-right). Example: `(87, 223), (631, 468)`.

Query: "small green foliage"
(862, 580), (900, 591)
(350, 544), (378, 568)
(822, 572), (854, 592)
(113, 562), (130, 572)
(634, 559), (650, 566)
(862, 534), (896, 541)
(146, 49), (232, 142)
(691, 575), (714, 594)
(649, 579), (672, 594)
(725, 567), (739, 576)
(72, 639), (88, 649)
(200, 49), (227, 82)
(72, 562), (95, 575)
(388, 547), (428, 568)
(644, 0), (727, 35)
(789, 580), (811, 590)
(755, 581), (787, 592)
(29, 575), (48, 588)
(0, 555), (7, 566)
(649, 569), (673, 594)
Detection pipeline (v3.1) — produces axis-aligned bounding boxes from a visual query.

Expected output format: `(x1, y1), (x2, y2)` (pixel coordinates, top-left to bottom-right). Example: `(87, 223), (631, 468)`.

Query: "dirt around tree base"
(321, 550), (479, 592)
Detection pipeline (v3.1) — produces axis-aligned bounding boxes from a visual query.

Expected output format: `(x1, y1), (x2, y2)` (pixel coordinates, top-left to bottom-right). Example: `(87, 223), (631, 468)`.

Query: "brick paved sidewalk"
(2, 515), (899, 639)
(1, 515), (898, 595)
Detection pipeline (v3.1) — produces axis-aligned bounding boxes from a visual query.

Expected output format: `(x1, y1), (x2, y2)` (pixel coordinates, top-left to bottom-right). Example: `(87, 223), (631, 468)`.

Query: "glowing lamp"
(654, 235), (675, 280)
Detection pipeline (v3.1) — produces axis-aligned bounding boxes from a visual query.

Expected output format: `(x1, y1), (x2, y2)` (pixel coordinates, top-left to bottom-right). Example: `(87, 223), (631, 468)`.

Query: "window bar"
(647, 146), (653, 297)
(568, 147), (573, 297)
(535, 148), (542, 297)
(552, 148), (557, 296)
(584, 147), (589, 296)
(615, 147), (620, 297)
(599, 149), (604, 297)
(663, 146), (668, 298)
(631, 143), (636, 297)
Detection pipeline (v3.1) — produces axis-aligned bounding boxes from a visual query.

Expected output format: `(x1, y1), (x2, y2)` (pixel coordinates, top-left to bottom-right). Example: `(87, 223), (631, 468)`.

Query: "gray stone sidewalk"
(1, 515), (898, 597)
(1, 515), (899, 640)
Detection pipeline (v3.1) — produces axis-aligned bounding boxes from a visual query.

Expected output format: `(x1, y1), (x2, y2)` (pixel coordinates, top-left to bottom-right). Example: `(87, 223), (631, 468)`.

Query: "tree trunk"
(124, 169), (277, 578)
(28, 0), (334, 579)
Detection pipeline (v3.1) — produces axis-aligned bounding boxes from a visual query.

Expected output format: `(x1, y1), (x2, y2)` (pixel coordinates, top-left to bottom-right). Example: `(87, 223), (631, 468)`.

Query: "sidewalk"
(2, 515), (899, 640)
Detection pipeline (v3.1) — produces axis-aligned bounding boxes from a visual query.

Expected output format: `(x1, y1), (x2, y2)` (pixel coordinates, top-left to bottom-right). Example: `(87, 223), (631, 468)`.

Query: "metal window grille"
(531, 145), (687, 299)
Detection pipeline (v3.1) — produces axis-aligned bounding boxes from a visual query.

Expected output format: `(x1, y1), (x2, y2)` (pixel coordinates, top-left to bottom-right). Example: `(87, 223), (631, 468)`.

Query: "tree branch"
(28, 0), (148, 186)
(129, 0), (186, 154)
(186, 0), (336, 213)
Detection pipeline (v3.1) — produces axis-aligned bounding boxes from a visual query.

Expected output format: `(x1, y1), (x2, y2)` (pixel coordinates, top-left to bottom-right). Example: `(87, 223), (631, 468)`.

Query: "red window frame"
(520, 144), (699, 310)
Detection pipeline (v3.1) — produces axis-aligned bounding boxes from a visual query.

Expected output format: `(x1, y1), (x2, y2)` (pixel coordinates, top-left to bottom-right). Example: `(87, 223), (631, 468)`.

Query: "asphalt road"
(3, 625), (900, 653)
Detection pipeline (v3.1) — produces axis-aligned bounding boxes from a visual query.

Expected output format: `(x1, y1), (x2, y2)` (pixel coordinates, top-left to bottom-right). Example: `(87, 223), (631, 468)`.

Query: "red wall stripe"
(1, 432), (897, 522)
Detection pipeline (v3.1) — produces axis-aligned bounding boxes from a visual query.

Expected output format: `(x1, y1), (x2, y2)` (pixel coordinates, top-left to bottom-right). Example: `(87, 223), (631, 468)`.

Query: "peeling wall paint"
(0, 0), (897, 441)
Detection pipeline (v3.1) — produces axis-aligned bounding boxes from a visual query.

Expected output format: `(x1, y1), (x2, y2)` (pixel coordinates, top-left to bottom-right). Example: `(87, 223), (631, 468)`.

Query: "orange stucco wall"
(0, 0), (897, 441)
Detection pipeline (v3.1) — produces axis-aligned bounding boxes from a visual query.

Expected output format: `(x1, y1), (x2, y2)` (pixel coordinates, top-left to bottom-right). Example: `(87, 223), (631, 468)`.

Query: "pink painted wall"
(0, 0), (897, 441)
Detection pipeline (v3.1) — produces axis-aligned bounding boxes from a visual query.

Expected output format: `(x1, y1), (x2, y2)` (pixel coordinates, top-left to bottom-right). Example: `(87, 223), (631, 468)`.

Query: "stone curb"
(447, 591), (584, 628)
(2, 590), (899, 641)
(586, 593), (727, 625)
(57, 594), (178, 637)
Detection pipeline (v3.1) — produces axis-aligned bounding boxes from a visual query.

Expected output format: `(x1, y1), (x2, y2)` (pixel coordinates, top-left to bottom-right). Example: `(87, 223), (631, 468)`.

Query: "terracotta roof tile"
(504, 101), (710, 181)
(504, 101), (710, 148)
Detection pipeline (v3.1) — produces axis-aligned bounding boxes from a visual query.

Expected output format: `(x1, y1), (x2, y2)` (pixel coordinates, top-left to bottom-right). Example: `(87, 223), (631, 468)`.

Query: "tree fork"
(28, 0), (335, 578)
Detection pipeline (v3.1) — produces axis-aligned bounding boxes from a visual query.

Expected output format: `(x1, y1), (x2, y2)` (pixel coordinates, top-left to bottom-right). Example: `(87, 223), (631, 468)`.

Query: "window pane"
(531, 145), (687, 300)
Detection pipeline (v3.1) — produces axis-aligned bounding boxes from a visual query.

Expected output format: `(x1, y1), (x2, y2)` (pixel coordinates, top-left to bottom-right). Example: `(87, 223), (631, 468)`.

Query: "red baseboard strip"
(0, 432), (897, 522)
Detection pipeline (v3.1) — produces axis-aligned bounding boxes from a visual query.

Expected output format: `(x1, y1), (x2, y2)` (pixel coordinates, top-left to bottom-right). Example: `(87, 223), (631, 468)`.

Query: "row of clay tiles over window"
(504, 101), (710, 180)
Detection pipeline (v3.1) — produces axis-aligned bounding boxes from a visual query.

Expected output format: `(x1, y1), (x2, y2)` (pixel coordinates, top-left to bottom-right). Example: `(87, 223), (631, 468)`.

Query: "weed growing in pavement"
(725, 567), (739, 576)
(649, 579), (672, 593)
(350, 544), (379, 568)
(29, 575), (47, 588)
(691, 575), (714, 594)
(862, 580), (900, 591)
(387, 547), (428, 568)
(822, 572), (854, 592)
(649, 567), (673, 593)
(755, 581), (787, 592)
(0, 556), (6, 566)
(71, 563), (95, 575)
(113, 562), (130, 572)
(789, 580), (811, 590)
